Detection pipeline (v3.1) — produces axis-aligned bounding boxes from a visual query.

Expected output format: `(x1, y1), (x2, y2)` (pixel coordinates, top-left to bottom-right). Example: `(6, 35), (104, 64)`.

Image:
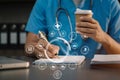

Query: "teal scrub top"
(25, 0), (120, 59)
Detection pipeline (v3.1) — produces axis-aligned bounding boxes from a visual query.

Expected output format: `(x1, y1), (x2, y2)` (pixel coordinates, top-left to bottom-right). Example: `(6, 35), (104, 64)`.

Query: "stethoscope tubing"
(55, 0), (92, 43)
(55, 7), (73, 43)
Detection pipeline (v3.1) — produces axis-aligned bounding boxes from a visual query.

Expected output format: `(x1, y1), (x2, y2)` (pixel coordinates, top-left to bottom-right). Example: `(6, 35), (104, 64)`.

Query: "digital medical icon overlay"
(25, 45), (35, 54)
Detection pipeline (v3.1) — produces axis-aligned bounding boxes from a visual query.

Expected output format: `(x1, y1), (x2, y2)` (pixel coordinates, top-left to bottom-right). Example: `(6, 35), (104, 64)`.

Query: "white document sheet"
(33, 56), (85, 65)
(92, 54), (120, 62)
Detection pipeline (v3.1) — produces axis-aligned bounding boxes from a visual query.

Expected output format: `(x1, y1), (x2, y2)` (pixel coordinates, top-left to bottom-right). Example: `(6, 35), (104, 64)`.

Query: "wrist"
(99, 32), (108, 44)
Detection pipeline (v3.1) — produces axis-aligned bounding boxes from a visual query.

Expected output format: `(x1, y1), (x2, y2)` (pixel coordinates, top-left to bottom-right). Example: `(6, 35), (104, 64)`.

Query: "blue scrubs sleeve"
(25, 0), (47, 34)
(108, 0), (120, 43)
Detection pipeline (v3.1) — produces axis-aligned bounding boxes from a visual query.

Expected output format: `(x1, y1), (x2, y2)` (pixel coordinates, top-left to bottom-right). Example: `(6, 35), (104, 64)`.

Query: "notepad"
(33, 56), (85, 65)
(91, 55), (120, 68)
(91, 55), (120, 62)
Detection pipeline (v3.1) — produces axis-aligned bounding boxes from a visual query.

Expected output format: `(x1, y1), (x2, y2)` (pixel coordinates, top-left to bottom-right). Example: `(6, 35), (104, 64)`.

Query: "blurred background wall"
(0, 0), (35, 56)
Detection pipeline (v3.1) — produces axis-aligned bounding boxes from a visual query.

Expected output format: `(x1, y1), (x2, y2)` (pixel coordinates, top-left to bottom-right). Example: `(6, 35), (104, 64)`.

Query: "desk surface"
(0, 57), (120, 80)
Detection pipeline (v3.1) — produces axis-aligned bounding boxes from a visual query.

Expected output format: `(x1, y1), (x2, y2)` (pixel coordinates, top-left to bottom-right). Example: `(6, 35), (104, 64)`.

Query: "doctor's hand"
(76, 16), (106, 43)
(35, 38), (60, 59)
(25, 33), (59, 59)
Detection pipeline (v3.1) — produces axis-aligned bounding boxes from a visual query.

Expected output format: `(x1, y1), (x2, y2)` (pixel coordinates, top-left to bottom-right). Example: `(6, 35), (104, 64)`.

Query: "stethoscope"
(55, 0), (93, 44)
(55, 0), (93, 54)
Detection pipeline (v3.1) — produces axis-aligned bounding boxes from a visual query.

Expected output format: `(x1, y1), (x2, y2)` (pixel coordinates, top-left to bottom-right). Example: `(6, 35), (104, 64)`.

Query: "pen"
(38, 31), (48, 42)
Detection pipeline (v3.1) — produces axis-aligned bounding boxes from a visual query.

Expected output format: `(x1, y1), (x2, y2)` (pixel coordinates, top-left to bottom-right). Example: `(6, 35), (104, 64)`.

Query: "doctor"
(25, 0), (120, 59)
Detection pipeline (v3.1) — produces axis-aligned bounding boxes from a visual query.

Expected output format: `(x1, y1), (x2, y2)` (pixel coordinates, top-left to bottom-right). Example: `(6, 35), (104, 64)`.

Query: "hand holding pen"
(35, 31), (60, 59)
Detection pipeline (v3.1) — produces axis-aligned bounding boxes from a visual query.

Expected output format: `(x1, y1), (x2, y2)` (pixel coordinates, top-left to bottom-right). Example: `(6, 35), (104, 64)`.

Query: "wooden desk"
(0, 56), (120, 80)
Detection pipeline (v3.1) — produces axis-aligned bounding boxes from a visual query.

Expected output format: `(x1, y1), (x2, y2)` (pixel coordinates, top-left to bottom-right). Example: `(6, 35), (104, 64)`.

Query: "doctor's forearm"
(101, 33), (120, 54)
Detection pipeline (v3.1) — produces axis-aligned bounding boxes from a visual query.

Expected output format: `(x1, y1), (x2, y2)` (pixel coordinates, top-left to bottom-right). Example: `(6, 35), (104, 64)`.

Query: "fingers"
(76, 27), (96, 34)
(35, 38), (60, 59)
(34, 48), (45, 59)
(25, 32), (60, 59)
(35, 43), (57, 59)
(76, 16), (104, 43)
(48, 44), (60, 55)
(79, 16), (97, 24)
(78, 31), (95, 38)
(76, 21), (97, 29)
(37, 38), (60, 55)
(76, 16), (99, 35)
(37, 38), (48, 48)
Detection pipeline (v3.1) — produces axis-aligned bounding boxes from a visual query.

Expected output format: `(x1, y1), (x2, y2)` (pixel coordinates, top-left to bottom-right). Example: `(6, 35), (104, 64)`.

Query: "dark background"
(0, 0), (120, 56)
(0, 0), (35, 23)
(0, 0), (35, 56)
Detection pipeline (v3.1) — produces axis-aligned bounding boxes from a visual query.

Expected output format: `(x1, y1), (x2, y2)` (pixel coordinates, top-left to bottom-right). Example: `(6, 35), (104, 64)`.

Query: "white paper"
(34, 56), (85, 64)
(92, 55), (120, 62)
